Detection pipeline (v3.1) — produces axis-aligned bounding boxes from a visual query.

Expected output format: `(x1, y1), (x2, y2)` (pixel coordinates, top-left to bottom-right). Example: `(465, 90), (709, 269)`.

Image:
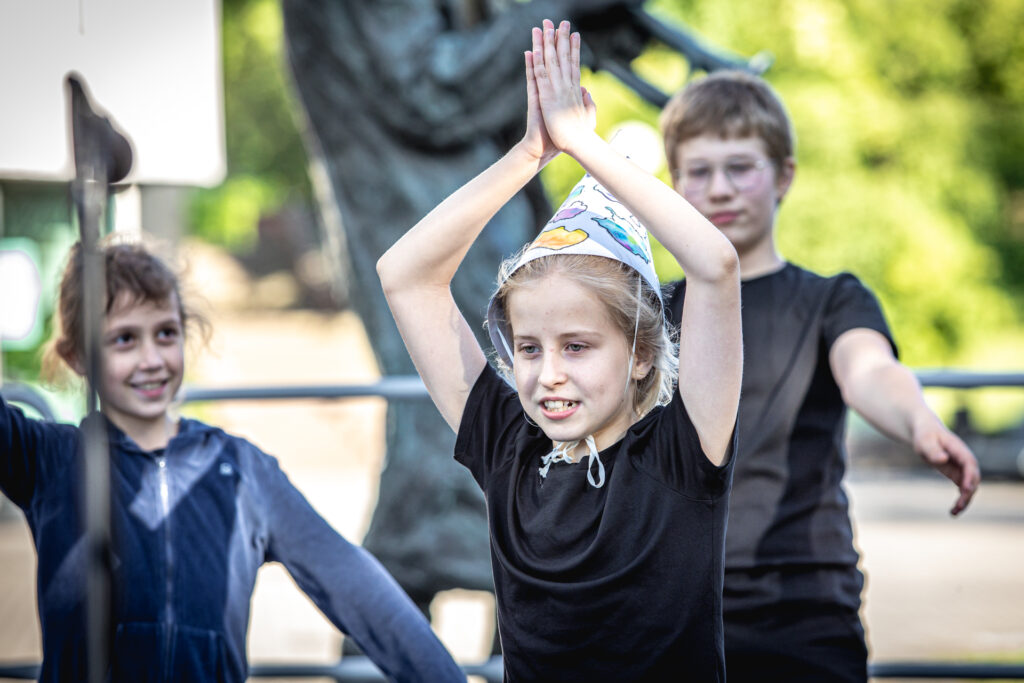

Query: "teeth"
(136, 381), (164, 390)
(543, 400), (575, 412)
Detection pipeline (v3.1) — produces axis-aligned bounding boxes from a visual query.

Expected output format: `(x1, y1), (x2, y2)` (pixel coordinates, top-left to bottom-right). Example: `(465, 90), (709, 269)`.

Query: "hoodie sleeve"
(0, 394), (74, 510)
(254, 448), (465, 683)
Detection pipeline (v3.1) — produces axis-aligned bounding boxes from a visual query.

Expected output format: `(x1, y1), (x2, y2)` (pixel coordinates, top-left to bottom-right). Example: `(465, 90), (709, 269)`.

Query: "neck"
(737, 234), (785, 281)
(105, 412), (178, 451)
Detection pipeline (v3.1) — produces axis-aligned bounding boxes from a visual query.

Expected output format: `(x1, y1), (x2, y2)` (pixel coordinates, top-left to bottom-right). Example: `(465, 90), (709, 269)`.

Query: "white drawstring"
(623, 273), (642, 398)
(539, 435), (605, 488)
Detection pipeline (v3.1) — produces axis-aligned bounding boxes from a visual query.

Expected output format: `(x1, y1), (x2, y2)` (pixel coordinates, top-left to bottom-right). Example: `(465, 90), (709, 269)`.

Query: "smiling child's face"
(98, 292), (185, 440)
(508, 272), (646, 453)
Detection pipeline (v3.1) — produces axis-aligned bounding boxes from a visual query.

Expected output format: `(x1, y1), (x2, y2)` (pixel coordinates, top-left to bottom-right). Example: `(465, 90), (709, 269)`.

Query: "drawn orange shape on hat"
(529, 226), (589, 251)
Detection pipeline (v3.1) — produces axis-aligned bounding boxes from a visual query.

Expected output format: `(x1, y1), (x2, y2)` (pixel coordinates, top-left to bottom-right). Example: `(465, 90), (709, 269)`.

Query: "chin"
(541, 425), (588, 444)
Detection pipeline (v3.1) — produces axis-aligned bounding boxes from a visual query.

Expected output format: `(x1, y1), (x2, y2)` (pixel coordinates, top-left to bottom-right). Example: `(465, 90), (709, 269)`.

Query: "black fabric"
(724, 598), (868, 683)
(455, 364), (734, 682)
(666, 263), (892, 676)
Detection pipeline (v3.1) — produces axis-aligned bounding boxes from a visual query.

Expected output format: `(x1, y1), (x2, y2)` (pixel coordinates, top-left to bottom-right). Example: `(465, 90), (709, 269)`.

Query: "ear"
(774, 156), (796, 205)
(59, 347), (86, 377)
(631, 353), (654, 381)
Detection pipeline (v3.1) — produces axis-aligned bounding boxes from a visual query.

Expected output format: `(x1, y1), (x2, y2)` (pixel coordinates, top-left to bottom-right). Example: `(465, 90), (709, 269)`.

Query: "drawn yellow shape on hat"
(529, 226), (589, 251)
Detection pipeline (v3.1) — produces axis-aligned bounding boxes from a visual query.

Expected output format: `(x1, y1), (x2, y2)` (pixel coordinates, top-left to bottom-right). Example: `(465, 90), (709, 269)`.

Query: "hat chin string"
(623, 273), (642, 402)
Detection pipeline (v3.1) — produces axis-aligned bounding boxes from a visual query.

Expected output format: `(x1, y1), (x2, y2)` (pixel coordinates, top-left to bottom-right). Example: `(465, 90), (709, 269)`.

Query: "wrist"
(560, 129), (604, 161)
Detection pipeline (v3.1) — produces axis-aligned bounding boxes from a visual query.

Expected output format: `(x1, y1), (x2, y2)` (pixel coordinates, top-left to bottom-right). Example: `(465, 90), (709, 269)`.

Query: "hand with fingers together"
(521, 27), (560, 167)
(529, 19), (597, 156)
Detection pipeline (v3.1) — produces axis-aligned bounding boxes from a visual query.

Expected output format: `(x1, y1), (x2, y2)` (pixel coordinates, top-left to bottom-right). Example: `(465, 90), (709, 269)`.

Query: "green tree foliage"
(201, 0), (1023, 425)
(539, 0), (1024, 426)
(188, 0), (311, 249)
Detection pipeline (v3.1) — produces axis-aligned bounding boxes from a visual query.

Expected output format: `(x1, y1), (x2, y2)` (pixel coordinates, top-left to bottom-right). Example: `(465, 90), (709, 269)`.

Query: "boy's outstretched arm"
(531, 20), (741, 465)
(377, 50), (560, 433)
(830, 328), (981, 515)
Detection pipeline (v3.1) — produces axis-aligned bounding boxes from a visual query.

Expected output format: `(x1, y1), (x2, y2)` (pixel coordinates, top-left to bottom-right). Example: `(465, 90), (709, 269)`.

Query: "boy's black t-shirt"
(666, 263), (895, 612)
(455, 364), (734, 682)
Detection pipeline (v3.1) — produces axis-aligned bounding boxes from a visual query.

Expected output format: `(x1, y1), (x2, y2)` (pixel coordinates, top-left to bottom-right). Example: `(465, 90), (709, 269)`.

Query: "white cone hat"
(486, 171), (662, 368)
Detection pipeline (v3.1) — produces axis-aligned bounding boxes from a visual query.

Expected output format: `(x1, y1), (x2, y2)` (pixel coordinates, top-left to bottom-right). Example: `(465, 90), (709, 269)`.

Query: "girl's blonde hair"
(489, 252), (677, 418)
(41, 235), (209, 386)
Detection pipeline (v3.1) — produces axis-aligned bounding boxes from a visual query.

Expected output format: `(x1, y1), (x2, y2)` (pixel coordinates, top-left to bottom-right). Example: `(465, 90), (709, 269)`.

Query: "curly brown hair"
(41, 236), (208, 384)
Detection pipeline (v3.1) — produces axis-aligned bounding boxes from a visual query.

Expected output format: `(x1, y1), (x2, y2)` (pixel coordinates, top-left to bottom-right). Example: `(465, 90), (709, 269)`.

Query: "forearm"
(564, 130), (739, 283)
(844, 361), (938, 444)
(377, 142), (544, 293)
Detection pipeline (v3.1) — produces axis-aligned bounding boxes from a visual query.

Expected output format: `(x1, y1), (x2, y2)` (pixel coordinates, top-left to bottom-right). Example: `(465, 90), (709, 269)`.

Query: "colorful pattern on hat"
(486, 172), (662, 368)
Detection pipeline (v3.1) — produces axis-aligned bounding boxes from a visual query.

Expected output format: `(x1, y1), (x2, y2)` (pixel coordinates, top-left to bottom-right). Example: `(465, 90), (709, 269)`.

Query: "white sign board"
(0, 245), (43, 347)
(0, 0), (226, 187)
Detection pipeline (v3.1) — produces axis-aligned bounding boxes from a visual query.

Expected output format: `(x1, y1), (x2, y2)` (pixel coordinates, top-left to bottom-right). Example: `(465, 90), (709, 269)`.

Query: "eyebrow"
(106, 317), (182, 334)
(513, 329), (605, 342)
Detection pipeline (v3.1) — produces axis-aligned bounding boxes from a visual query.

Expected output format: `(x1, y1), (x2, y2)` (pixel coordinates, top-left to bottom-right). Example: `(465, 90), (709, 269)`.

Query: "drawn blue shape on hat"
(592, 210), (650, 263)
(567, 183), (585, 199)
(594, 185), (621, 206)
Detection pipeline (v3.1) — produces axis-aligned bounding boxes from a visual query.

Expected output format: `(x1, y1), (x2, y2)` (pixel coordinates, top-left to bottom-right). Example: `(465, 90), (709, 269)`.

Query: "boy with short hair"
(660, 70), (981, 682)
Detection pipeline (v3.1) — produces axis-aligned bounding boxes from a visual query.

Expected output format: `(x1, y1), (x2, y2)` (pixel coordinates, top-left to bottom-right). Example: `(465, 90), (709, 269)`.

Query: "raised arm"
(531, 20), (741, 464)
(830, 328), (981, 514)
(377, 51), (561, 432)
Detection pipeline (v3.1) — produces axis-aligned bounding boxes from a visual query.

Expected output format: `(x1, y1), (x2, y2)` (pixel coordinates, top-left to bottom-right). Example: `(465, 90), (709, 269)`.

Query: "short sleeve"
(630, 390), (735, 500)
(454, 364), (528, 489)
(823, 273), (898, 358)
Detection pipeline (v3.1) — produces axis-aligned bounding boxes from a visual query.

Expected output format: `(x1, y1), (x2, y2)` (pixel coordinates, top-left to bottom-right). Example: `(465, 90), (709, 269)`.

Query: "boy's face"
(671, 135), (793, 258)
(98, 293), (185, 437)
(508, 272), (650, 452)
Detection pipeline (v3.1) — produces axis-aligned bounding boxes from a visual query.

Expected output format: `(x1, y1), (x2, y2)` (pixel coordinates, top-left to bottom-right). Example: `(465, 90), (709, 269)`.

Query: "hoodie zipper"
(156, 454), (174, 681)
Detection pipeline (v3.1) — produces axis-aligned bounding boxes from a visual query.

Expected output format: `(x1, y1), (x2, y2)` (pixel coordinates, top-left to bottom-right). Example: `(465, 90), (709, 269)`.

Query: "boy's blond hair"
(660, 70), (795, 177)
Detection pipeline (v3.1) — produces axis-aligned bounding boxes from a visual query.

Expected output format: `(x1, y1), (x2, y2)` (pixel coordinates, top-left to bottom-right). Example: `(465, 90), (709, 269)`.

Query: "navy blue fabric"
(0, 397), (464, 683)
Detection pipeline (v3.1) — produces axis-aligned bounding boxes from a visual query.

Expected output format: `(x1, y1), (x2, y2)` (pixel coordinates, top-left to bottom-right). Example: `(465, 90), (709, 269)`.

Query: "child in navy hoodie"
(0, 238), (465, 683)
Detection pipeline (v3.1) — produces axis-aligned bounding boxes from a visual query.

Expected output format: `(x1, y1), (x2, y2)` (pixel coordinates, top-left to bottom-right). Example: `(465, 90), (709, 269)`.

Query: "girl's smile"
(540, 398), (579, 420)
(98, 293), (185, 448)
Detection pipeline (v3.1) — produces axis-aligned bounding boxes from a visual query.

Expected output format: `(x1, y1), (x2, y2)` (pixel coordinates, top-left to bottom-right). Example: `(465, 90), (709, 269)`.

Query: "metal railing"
(1, 369), (1022, 681)
(175, 371), (1024, 405)
(3, 657), (1024, 681)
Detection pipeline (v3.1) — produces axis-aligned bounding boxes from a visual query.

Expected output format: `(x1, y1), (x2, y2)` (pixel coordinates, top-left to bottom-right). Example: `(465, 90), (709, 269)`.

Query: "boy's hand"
(531, 19), (597, 155)
(911, 412), (981, 516)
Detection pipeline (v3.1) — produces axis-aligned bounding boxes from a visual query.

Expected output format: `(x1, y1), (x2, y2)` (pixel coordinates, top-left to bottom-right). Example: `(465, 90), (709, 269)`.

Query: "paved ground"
(2, 247), (1021, 680)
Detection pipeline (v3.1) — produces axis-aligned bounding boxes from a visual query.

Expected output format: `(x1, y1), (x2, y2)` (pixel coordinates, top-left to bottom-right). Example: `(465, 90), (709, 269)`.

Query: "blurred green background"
(3, 0), (1023, 428)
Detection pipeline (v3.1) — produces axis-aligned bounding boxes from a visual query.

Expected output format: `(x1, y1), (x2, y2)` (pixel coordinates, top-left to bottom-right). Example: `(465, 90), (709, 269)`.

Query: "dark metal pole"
(582, 7), (774, 109)
(66, 72), (133, 683)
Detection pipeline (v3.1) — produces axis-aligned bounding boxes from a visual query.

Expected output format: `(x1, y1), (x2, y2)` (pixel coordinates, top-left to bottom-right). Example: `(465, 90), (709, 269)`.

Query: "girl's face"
(98, 292), (184, 439)
(508, 272), (648, 452)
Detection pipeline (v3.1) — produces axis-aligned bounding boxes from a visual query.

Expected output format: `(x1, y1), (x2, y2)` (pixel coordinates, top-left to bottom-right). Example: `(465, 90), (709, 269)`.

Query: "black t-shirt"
(666, 263), (894, 611)
(455, 364), (734, 682)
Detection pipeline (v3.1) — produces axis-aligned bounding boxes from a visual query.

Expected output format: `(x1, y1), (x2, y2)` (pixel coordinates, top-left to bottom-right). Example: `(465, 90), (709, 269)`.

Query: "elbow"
(376, 251), (400, 295)
(707, 240), (740, 284)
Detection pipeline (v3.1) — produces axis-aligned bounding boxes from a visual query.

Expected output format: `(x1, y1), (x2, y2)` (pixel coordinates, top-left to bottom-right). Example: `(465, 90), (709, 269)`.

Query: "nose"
(706, 165), (736, 200)
(138, 339), (165, 370)
(538, 349), (566, 388)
